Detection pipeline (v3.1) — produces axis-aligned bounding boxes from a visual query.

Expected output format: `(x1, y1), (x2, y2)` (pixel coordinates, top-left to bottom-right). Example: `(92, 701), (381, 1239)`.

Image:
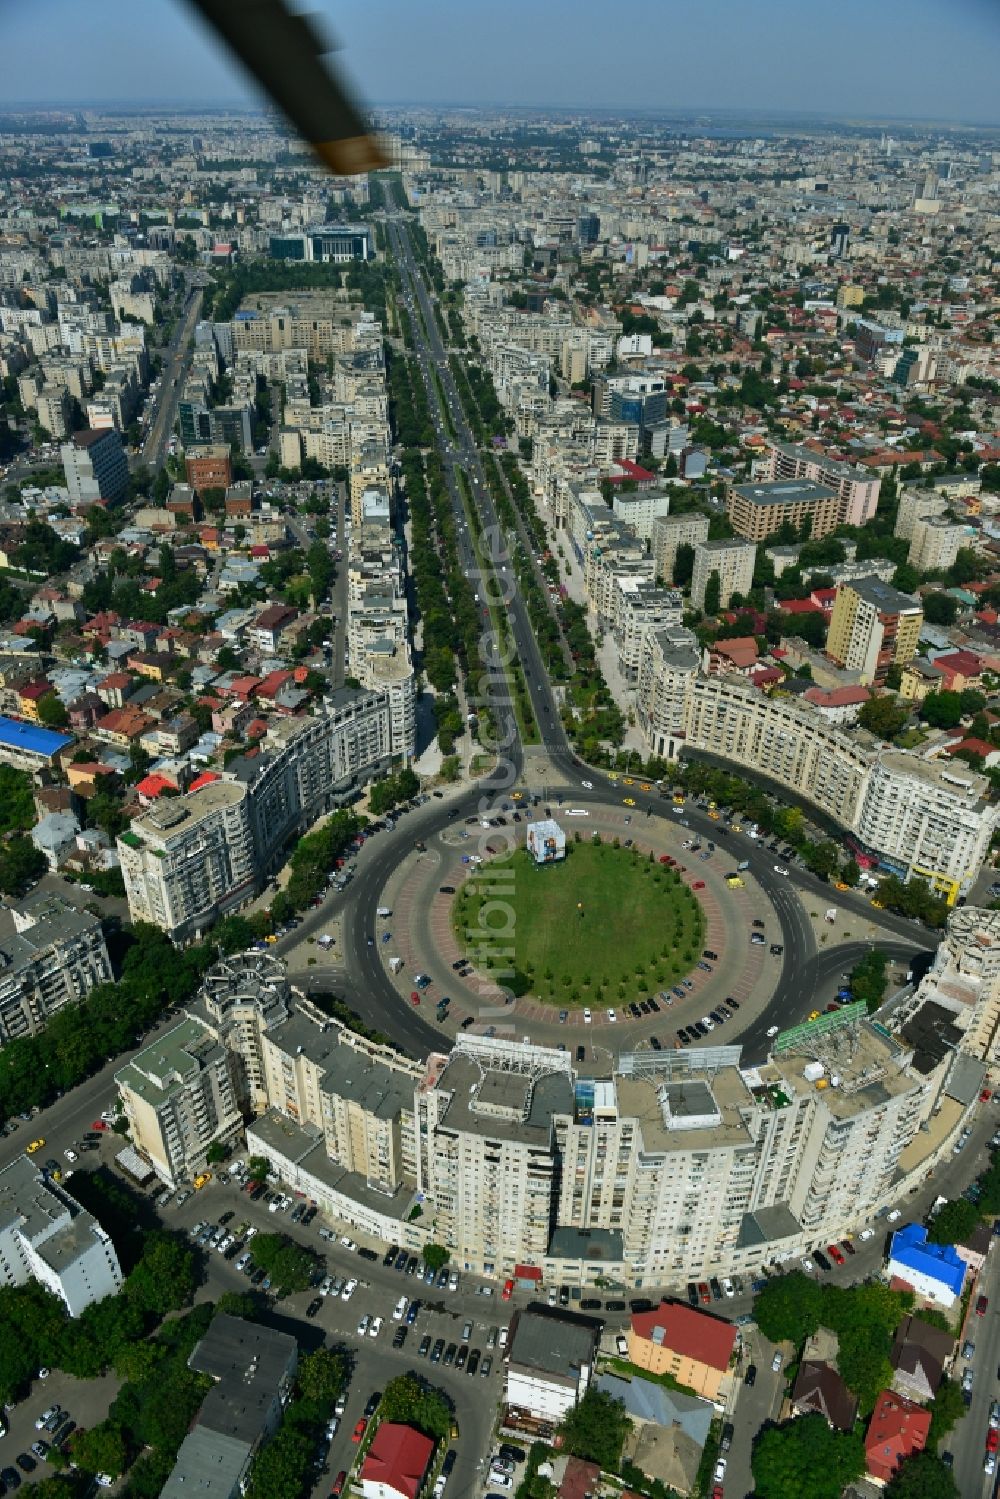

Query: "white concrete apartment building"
(115, 1015), (244, 1186)
(0, 894), (112, 1044)
(907, 514), (966, 573)
(612, 579), (683, 684)
(650, 512), (710, 585)
(690, 538), (757, 612)
(894, 488), (948, 541)
(0, 1156), (123, 1315)
(854, 753), (998, 904)
(118, 689), (401, 940)
(204, 973), (943, 1288)
(632, 662), (998, 901)
(118, 779), (256, 944)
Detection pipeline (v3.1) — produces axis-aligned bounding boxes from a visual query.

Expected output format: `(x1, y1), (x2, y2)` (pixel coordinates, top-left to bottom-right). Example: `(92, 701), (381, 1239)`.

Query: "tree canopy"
(557, 1388), (631, 1472)
(752, 1413), (866, 1499)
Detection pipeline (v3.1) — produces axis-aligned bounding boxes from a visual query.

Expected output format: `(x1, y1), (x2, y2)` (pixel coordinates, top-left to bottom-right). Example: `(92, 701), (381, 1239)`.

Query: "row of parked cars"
(676, 996), (741, 1045)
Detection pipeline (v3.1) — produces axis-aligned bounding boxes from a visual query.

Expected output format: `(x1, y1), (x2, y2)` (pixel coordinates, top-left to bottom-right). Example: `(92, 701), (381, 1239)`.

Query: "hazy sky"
(0, 0), (998, 123)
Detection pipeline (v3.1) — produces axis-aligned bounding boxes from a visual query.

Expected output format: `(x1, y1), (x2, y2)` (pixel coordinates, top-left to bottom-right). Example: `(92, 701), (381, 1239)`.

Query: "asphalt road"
(140, 279), (203, 473)
(951, 1228), (1000, 1498)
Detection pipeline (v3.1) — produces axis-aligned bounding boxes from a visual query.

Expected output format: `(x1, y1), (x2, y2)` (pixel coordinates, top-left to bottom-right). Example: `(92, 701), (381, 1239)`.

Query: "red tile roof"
(360, 1423), (434, 1499)
(188, 771), (221, 793)
(630, 1301), (736, 1373)
(865, 1391), (930, 1484)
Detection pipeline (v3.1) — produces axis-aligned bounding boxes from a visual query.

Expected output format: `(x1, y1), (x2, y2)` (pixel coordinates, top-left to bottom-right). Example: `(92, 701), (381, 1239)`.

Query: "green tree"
(205, 1141), (228, 1165)
(297, 1347), (346, 1405)
(673, 542), (695, 588)
(849, 950), (889, 1013)
(884, 1449), (958, 1499)
(69, 1420), (128, 1478)
(125, 1233), (197, 1316)
(752, 1414), (866, 1499)
(753, 1270), (822, 1346)
(703, 569), (721, 616)
(920, 691), (965, 730)
(927, 1198), (979, 1246)
(250, 1233), (317, 1296)
(421, 1243), (450, 1273)
(246, 1419), (312, 1499)
(0, 766), (35, 834)
(922, 592), (958, 626)
(247, 1155), (270, 1182)
(858, 695), (909, 740)
(378, 1373), (452, 1440)
(558, 1388), (631, 1472)
(0, 835), (46, 896)
(841, 858), (861, 887)
(927, 1378), (965, 1453)
(36, 692), (69, 728)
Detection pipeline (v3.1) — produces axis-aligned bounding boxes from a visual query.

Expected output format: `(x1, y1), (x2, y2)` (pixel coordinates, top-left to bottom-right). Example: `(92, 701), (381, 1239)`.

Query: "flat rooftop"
(759, 1016), (916, 1119)
(614, 1067), (754, 1154)
(435, 1052), (574, 1146)
(732, 479), (837, 507)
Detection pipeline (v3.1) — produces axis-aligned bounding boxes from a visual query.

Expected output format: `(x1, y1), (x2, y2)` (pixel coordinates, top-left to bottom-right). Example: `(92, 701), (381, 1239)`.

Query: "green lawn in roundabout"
(451, 836), (706, 1007)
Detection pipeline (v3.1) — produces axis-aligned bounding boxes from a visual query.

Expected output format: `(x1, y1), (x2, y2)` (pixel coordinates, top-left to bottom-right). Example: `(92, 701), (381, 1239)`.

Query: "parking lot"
(166, 1166), (510, 1498)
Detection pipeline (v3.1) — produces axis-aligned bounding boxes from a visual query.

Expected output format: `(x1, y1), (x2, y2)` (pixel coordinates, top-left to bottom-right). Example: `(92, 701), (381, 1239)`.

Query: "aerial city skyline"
(0, 5), (999, 1496)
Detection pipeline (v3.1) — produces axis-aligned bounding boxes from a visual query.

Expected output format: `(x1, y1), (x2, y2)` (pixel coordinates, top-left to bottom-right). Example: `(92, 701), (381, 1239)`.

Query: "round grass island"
(451, 838), (706, 1008)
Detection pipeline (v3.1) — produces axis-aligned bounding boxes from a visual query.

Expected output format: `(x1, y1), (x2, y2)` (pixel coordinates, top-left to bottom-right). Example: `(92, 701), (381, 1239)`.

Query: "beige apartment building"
(894, 488), (947, 542)
(826, 577), (923, 685)
(728, 478), (841, 543)
(115, 1015), (244, 1186)
(907, 514), (966, 573)
(650, 512), (710, 585)
(690, 538), (756, 611)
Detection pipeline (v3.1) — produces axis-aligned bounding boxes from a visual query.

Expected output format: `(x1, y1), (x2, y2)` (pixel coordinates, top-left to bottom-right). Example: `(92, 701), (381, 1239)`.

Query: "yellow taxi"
(193, 1172), (212, 1190)
(834, 881), (849, 891)
(622, 777), (634, 786)
(708, 810), (720, 820)
(623, 797), (636, 807)
(265, 934), (278, 944)
(870, 899), (884, 909)
(708, 801), (717, 809)
(640, 782), (652, 792)
(511, 791), (523, 800)
(26, 1138), (45, 1155)
(672, 793), (684, 805)
(808, 1010), (822, 1021)
(731, 824), (742, 833)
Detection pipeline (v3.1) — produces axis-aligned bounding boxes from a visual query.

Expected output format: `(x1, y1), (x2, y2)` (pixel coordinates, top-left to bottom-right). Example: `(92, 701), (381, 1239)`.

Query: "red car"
(351, 1418), (367, 1444)
(712, 1488), (724, 1499)
(410, 992), (421, 1006)
(331, 1472), (347, 1497)
(982, 1089), (992, 1102)
(91, 1120), (108, 1131)
(692, 880), (706, 890)
(977, 1294), (989, 1316)
(827, 1245), (845, 1266)
(988, 1428), (999, 1454)
(501, 1278), (514, 1301)
(659, 855), (671, 864)
(698, 1282), (711, 1305)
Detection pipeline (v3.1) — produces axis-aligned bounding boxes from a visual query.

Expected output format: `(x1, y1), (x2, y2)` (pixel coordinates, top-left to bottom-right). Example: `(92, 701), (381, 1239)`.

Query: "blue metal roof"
(0, 715), (72, 758)
(889, 1223), (966, 1298)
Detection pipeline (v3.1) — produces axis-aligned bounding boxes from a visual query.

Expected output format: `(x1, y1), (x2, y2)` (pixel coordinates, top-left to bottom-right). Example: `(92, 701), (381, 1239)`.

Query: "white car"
(771, 1352), (782, 1372)
(488, 1477), (512, 1492)
(341, 1278), (358, 1300)
(886, 1209), (902, 1223)
(773, 864), (788, 876)
(607, 1008), (617, 1023)
(581, 780), (593, 790)
(368, 1315), (383, 1338)
(340, 1236), (358, 1252)
(244, 1225), (257, 1240)
(320, 1276), (334, 1297)
(800, 1257), (814, 1273)
(357, 1314), (370, 1337)
(64, 1149), (77, 1162)
(583, 1008), (592, 1024)
(722, 1278), (735, 1298)
(393, 1295), (408, 1321)
(766, 1025), (780, 1038)
(859, 1228), (875, 1241)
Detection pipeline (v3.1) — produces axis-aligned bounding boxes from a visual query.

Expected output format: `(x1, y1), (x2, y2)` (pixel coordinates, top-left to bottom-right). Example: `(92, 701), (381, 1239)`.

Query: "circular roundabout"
(451, 839), (705, 1008)
(367, 792), (792, 1051)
